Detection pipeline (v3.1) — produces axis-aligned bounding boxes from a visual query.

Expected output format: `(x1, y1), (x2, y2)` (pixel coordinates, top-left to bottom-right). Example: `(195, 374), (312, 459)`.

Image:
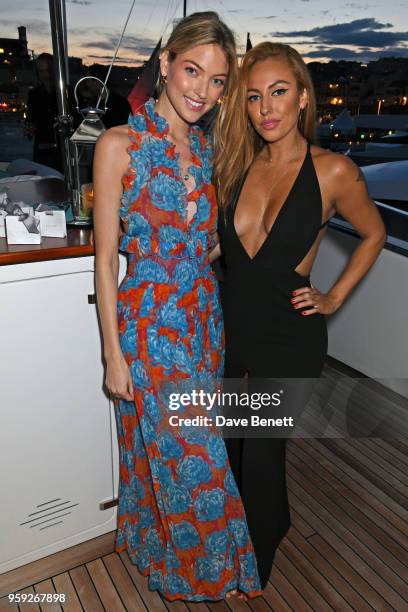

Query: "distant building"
(0, 27), (30, 67)
(0, 27), (34, 116)
(309, 57), (408, 118)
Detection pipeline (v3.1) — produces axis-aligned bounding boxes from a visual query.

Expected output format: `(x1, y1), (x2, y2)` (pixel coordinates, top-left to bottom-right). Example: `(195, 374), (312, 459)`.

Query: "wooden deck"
(1, 362), (407, 611)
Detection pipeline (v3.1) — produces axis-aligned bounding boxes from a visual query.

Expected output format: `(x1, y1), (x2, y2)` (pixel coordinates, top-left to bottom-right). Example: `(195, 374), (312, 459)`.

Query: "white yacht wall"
(0, 254), (126, 573)
(312, 228), (408, 398)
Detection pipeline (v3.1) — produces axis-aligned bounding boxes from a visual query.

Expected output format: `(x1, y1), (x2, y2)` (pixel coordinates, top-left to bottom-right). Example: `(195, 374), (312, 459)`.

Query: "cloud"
(271, 18), (408, 48)
(80, 40), (117, 50)
(86, 54), (142, 64)
(0, 18), (50, 37)
(306, 47), (367, 59)
(344, 2), (376, 8)
(262, 37), (315, 45)
(121, 35), (158, 54)
(79, 34), (157, 58)
(305, 46), (408, 60)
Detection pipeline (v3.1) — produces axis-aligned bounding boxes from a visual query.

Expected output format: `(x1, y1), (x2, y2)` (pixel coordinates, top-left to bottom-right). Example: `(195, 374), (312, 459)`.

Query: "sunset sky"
(1, 0), (408, 65)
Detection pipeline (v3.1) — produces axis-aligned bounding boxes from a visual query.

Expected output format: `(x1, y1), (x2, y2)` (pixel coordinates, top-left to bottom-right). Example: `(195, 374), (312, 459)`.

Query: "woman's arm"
(324, 158), (386, 309)
(93, 128), (133, 400)
(293, 155), (386, 315)
(209, 243), (221, 263)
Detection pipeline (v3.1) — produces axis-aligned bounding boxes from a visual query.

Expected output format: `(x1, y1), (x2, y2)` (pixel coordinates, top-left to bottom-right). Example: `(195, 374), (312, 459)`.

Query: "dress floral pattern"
(114, 99), (261, 601)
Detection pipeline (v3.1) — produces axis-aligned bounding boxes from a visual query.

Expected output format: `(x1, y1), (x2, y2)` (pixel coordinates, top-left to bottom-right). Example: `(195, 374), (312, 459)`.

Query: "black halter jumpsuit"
(218, 142), (328, 588)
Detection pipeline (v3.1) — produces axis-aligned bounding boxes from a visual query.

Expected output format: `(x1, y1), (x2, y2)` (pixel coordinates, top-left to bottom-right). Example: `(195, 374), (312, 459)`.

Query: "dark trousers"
(223, 345), (293, 589)
(225, 435), (290, 588)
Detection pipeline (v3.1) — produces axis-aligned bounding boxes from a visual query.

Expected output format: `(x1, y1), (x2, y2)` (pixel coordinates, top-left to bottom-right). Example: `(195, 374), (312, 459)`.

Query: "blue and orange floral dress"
(113, 98), (262, 601)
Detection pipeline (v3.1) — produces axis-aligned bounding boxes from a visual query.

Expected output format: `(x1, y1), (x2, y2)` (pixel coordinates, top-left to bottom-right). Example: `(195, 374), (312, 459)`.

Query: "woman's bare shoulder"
(310, 144), (360, 182)
(94, 124), (131, 175)
(96, 124), (130, 154)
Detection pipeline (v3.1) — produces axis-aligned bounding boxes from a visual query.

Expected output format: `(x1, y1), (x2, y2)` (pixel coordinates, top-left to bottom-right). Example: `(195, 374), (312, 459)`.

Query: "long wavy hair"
(157, 12), (238, 144)
(215, 42), (317, 211)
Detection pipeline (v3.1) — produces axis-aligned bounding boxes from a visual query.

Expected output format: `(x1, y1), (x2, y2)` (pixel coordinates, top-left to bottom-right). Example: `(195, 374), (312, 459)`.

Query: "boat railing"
(328, 202), (408, 257)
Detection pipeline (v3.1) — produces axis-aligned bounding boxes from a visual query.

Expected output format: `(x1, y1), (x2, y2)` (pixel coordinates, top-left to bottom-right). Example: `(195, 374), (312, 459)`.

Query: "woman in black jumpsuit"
(214, 42), (386, 590)
(218, 142), (329, 588)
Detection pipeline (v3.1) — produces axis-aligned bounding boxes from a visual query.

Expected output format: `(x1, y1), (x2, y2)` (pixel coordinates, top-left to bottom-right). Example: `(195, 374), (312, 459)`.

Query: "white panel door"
(0, 267), (117, 572)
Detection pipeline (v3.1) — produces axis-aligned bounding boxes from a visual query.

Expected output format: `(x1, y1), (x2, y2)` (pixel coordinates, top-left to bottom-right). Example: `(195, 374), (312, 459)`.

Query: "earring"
(217, 96), (225, 105)
(298, 107), (305, 124)
(160, 73), (167, 85)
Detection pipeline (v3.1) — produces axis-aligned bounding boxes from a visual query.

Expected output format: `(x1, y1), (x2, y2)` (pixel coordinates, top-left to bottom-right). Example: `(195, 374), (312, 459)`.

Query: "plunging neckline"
(233, 143), (310, 261)
(163, 134), (199, 227)
(147, 99), (201, 228)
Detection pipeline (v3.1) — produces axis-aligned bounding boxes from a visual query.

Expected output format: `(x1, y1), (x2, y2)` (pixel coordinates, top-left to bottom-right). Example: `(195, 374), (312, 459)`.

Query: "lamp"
(69, 76), (109, 225)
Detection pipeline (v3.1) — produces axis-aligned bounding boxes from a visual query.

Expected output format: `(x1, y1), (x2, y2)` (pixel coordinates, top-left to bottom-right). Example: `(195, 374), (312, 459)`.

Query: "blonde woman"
(93, 12), (262, 603)
(215, 42), (386, 588)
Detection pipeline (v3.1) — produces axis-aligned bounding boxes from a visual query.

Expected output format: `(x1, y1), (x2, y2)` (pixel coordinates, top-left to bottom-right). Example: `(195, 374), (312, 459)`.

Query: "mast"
(48, 0), (73, 190)
(183, 0), (187, 18)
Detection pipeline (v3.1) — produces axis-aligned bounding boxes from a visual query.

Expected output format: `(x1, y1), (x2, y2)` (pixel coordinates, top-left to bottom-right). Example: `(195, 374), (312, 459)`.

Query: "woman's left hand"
(291, 286), (341, 316)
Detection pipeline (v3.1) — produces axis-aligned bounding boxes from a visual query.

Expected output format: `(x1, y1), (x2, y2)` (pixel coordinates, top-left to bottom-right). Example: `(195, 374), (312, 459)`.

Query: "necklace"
(182, 165), (192, 181)
(166, 131), (192, 181)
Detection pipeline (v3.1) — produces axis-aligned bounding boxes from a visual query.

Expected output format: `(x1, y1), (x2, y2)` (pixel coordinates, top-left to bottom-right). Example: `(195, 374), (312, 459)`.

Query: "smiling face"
(246, 56), (308, 143)
(160, 43), (229, 124)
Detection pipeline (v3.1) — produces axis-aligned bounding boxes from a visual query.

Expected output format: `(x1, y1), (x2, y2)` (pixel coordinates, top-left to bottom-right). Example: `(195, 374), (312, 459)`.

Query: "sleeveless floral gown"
(113, 99), (261, 601)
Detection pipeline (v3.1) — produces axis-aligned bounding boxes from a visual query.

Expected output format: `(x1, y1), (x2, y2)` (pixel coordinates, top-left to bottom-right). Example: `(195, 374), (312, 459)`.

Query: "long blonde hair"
(215, 42), (317, 211)
(157, 12), (238, 146)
